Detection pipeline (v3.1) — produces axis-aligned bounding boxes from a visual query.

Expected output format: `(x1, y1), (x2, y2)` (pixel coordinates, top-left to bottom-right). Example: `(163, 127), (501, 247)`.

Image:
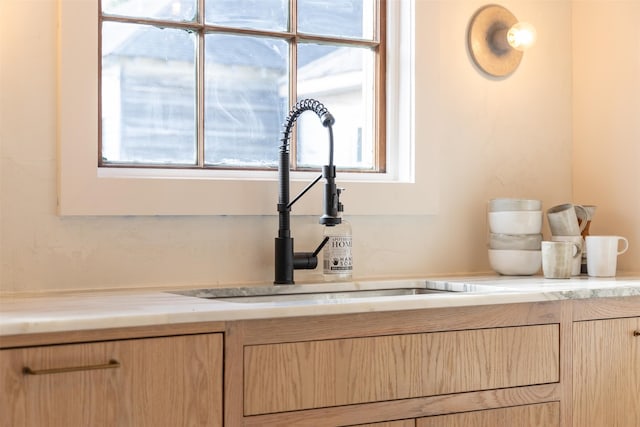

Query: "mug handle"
(574, 205), (589, 233)
(572, 243), (582, 259)
(618, 237), (629, 255)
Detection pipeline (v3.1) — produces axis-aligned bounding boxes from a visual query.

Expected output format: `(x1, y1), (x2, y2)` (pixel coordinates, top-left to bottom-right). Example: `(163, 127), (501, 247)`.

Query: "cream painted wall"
(572, 0), (640, 273)
(0, 1), (573, 293)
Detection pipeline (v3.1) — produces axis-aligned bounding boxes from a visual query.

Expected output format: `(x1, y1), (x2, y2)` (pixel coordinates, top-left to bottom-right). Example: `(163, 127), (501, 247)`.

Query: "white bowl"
(488, 198), (542, 212)
(488, 249), (542, 276)
(488, 233), (542, 250)
(488, 211), (543, 234)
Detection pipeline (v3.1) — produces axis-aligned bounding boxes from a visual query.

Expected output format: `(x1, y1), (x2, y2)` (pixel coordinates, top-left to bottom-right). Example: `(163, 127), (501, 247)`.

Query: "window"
(58, 0), (436, 216)
(100, 0), (386, 172)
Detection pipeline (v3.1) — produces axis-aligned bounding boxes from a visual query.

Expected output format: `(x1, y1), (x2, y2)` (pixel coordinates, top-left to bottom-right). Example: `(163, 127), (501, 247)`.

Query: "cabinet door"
(348, 420), (415, 427)
(0, 333), (222, 427)
(244, 324), (559, 415)
(573, 317), (640, 427)
(416, 402), (560, 427)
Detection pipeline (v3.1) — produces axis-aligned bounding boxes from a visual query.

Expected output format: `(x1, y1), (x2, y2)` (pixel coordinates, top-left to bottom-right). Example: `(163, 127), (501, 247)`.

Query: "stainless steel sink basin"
(213, 288), (449, 303)
(171, 284), (459, 304)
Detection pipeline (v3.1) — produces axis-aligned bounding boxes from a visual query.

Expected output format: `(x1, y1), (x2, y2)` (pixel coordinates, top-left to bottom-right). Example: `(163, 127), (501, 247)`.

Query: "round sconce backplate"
(468, 5), (524, 77)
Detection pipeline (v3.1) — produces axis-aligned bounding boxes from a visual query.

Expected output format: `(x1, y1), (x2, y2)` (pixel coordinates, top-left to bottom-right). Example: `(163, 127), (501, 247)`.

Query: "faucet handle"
(336, 188), (345, 213)
(313, 236), (331, 257)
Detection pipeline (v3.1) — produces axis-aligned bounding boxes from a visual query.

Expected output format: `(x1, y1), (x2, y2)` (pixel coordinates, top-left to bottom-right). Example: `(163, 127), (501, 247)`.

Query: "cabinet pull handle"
(634, 330), (640, 337)
(23, 359), (120, 375)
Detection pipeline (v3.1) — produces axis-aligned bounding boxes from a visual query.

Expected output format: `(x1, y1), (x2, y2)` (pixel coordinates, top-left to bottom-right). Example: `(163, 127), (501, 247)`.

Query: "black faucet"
(274, 99), (342, 285)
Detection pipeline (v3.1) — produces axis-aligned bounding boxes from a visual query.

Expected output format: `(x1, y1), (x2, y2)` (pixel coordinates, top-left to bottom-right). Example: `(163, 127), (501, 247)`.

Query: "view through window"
(100, 0), (385, 171)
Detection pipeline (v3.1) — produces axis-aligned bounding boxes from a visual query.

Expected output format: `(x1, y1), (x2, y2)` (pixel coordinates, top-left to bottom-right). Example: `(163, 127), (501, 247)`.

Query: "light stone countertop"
(1, 275), (640, 337)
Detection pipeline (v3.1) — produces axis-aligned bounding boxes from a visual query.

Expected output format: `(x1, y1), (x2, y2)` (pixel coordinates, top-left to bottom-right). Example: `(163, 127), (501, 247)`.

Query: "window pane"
(297, 0), (374, 40)
(204, 34), (288, 167)
(101, 22), (197, 165)
(102, 0), (197, 22)
(205, 0), (288, 31)
(297, 43), (375, 170)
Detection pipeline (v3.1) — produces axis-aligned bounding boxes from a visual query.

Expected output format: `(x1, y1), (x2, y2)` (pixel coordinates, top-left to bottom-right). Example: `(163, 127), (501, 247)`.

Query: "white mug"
(586, 236), (629, 277)
(546, 203), (588, 236)
(542, 241), (581, 279)
(551, 236), (584, 276)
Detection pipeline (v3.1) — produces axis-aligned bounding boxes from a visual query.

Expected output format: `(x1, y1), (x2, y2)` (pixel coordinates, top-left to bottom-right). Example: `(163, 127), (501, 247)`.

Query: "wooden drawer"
(1, 333), (223, 427)
(416, 402), (560, 427)
(244, 324), (559, 415)
(349, 420), (415, 427)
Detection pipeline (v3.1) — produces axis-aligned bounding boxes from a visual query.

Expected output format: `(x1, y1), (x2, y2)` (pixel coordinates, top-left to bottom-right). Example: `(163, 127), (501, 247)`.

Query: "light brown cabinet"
(573, 316), (640, 427)
(344, 402), (560, 427)
(0, 333), (223, 427)
(350, 420), (415, 427)
(244, 324), (559, 415)
(4, 294), (640, 426)
(227, 301), (563, 426)
(416, 402), (560, 427)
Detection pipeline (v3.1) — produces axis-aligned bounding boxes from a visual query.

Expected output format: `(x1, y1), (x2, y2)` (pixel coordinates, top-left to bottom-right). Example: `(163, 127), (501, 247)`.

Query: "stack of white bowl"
(487, 198), (543, 275)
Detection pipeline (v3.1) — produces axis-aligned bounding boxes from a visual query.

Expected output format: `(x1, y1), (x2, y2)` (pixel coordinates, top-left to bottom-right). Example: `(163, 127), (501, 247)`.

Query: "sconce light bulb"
(507, 22), (537, 51)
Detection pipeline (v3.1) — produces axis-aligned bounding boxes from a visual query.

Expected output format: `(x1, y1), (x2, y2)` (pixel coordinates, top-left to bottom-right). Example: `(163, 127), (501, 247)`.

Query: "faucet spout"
(274, 99), (340, 285)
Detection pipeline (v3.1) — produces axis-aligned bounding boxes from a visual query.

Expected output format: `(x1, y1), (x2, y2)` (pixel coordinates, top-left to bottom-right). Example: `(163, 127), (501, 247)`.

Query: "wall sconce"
(468, 5), (537, 77)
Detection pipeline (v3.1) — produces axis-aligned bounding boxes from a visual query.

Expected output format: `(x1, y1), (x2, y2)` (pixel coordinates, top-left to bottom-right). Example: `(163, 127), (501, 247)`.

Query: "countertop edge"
(2, 276), (640, 338)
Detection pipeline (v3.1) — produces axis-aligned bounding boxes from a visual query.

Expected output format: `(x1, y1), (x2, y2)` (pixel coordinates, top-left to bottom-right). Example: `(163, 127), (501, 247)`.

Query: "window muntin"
(99, 0), (385, 172)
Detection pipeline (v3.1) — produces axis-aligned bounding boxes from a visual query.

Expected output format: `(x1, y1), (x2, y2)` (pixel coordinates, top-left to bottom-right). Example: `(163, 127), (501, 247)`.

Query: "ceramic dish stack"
(487, 198), (543, 275)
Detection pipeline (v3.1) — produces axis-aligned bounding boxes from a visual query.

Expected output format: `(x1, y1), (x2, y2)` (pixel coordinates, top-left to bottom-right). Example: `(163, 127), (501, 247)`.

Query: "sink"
(171, 284), (461, 304)
(207, 288), (449, 304)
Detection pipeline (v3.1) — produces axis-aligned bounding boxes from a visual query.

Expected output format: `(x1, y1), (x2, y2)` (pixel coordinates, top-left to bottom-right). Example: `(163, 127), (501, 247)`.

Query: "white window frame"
(58, 0), (438, 216)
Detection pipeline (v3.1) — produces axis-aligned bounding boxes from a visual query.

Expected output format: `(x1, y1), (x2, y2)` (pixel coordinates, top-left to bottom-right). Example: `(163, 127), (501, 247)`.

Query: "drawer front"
(1, 334), (223, 427)
(416, 402), (560, 427)
(244, 324), (559, 415)
(349, 420), (415, 427)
